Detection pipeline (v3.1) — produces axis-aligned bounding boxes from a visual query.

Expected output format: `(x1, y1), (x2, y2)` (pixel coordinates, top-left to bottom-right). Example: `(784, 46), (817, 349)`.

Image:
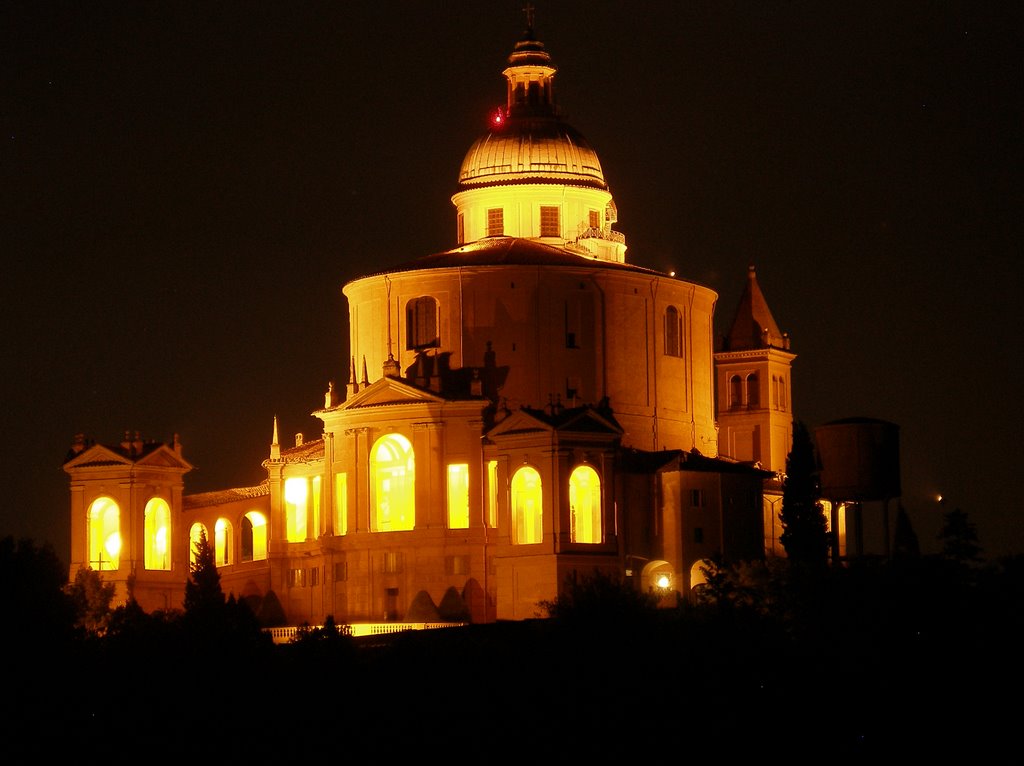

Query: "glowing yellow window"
(447, 463), (469, 529)
(371, 433), (415, 532)
(241, 511), (267, 562)
(511, 466), (543, 545)
(569, 465), (602, 544)
(334, 473), (348, 536)
(486, 460), (498, 528)
(285, 477), (309, 542)
(215, 518), (233, 566)
(88, 497), (120, 571)
(143, 498), (171, 570)
(312, 476), (322, 538)
(189, 523), (208, 567)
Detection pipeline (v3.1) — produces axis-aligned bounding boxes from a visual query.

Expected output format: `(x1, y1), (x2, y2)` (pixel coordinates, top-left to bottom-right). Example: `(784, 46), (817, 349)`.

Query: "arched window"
(143, 498), (170, 571)
(569, 465), (601, 544)
(284, 477), (308, 542)
(511, 466), (543, 544)
(88, 497), (120, 571)
(746, 373), (760, 407)
(215, 518), (233, 566)
(730, 375), (743, 409)
(664, 305), (682, 357)
(406, 296), (439, 350)
(371, 433), (416, 531)
(189, 523), (209, 568)
(241, 511), (267, 562)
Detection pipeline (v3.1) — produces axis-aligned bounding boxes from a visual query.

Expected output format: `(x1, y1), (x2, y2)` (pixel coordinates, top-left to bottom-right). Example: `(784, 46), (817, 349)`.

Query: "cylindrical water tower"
(814, 418), (901, 559)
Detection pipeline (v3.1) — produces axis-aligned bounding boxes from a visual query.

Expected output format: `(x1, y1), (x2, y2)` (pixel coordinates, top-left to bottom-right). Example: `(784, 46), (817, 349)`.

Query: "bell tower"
(714, 266), (795, 555)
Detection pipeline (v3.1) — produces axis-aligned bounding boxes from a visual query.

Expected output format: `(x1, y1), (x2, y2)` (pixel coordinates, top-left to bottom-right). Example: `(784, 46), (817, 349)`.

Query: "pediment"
(486, 409), (553, 439)
(135, 445), (194, 470)
(63, 442), (194, 472)
(487, 406), (624, 441)
(340, 376), (448, 409)
(557, 408), (623, 436)
(63, 444), (134, 470)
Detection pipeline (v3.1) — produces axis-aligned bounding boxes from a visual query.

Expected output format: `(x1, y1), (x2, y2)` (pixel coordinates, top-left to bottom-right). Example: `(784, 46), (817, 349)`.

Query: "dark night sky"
(2, 2), (1021, 564)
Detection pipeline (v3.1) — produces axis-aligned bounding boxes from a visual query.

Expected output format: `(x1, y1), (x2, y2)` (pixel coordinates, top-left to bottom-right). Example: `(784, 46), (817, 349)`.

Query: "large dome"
(456, 27), (607, 192)
(457, 119), (607, 190)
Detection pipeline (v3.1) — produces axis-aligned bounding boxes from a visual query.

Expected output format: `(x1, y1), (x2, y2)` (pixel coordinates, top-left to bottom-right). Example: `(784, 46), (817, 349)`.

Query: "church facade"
(63, 22), (795, 626)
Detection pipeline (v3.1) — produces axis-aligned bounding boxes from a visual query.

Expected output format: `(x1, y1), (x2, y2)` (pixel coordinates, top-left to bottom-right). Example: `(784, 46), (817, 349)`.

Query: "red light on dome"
(491, 108), (505, 127)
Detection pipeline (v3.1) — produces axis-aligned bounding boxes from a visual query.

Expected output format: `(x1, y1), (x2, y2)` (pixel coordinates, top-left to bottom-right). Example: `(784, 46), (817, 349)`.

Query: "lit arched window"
(730, 375), (743, 408)
(371, 433), (416, 531)
(747, 373), (759, 407)
(569, 465), (601, 544)
(664, 305), (682, 357)
(143, 498), (171, 571)
(215, 518), (233, 566)
(189, 523), (209, 568)
(284, 477), (308, 543)
(88, 497), (120, 571)
(511, 466), (543, 545)
(406, 296), (439, 350)
(241, 511), (267, 562)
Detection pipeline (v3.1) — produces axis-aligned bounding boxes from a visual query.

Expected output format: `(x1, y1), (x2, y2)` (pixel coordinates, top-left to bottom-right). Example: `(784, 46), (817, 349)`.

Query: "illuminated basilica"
(63, 21), (794, 626)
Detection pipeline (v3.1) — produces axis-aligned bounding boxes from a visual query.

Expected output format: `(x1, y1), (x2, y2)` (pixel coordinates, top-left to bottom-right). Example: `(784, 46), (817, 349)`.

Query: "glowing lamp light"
(656, 573), (671, 589)
(491, 108), (505, 127)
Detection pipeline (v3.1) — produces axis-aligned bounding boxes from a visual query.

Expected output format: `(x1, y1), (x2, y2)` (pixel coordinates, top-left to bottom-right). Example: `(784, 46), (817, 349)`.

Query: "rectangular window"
(309, 567), (320, 587)
(457, 212), (465, 244)
(694, 527), (704, 544)
(664, 306), (682, 357)
(589, 209), (600, 229)
(333, 561), (347, 582)
(382, 552), (403, 574)
(486, 460), (498, 528)
(334, 473), (348, 536)
(540, 205), (560, 237)
(447, 463), (470, 529)
(289, 568), (306, 588)
(690, 489), (705, 508)
(487, 208), (504, 236)
(284, 477), (308, 542)
(311, 475), (321, 538)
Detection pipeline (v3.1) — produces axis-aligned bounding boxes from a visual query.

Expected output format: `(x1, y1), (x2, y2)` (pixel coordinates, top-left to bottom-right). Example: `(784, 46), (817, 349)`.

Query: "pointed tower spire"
(270, 416), (281, 461)
(724, 265), (790, 351)
(361, 356), (370, 386)
(347, 356), (359, 397)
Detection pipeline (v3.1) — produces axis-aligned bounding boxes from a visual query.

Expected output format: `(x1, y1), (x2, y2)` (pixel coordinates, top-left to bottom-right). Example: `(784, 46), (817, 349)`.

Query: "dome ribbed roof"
(458, 119), (607, 190)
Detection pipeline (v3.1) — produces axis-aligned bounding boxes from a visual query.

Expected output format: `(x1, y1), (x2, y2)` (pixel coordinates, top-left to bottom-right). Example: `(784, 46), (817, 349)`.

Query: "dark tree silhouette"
(937, 506), (982, 563)
(65, 565), (116, 634)
(779, 421), (829, 567)
(183, 528), (224, 616)
(0, 536), (74, 646)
